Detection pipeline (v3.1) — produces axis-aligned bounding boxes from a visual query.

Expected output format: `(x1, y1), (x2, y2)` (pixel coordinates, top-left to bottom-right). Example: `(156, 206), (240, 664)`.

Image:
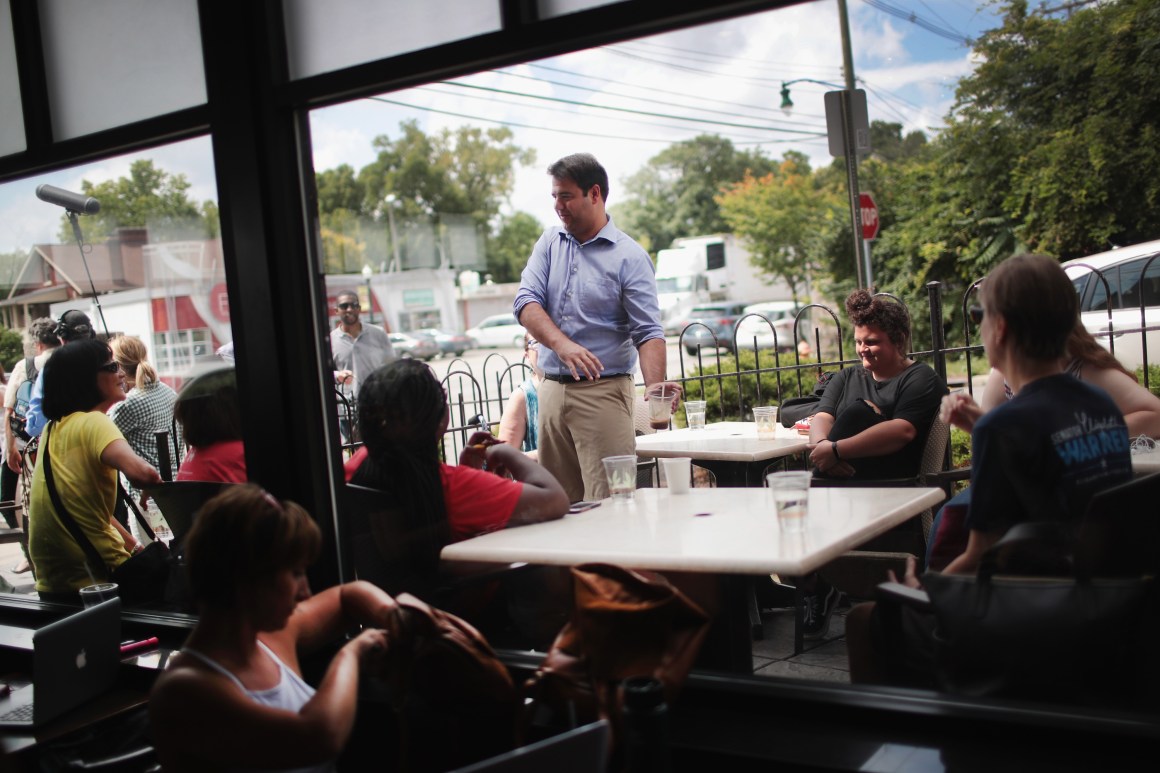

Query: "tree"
(58, 159), (217, 242)
(316, 164), (366, 216)
(486, 211), (543, 284)
(716, 152), (843, 303)
(949, 0), (1160, 259)
(615, 135), (774, 254)
(355, 120), (536, 277)
(0, 327), (22, 372)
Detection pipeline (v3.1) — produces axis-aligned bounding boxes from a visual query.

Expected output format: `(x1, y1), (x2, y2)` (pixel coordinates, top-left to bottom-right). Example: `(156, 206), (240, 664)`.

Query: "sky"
(0, 0), (1003, 254)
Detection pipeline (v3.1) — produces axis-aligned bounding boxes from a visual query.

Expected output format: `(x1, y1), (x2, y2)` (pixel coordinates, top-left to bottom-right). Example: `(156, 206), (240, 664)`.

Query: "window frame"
(1, 0), (1156, 749)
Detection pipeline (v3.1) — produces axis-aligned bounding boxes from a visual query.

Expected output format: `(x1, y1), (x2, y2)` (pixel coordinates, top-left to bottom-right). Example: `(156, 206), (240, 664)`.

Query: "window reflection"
(0, 136), (225, 602)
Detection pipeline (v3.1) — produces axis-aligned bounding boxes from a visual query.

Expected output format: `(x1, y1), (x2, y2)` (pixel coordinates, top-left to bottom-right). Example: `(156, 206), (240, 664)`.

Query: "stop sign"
(859, 192), (879, 240)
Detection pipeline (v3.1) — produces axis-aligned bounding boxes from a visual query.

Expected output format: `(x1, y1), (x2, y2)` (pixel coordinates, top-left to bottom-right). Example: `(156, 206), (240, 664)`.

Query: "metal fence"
(408, 272), (1156, 467)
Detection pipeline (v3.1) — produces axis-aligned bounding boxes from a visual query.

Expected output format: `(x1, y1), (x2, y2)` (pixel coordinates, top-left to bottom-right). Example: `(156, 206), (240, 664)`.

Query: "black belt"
(542, 372), (630, 384)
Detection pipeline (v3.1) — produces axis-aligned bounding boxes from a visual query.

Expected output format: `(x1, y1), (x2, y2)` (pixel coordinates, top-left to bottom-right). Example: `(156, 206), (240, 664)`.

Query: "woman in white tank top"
(149, 485), (395, 773)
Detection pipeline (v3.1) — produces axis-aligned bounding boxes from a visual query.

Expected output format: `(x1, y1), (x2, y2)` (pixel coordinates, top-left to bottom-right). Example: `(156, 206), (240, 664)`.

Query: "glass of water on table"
(766, 471), (811, 533)
(602, 455), (638, 502)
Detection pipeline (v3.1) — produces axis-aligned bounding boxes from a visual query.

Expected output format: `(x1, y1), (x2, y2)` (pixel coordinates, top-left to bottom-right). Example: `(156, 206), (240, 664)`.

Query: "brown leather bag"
(522, 563), (711, 736)
(380, 593), (518, 772)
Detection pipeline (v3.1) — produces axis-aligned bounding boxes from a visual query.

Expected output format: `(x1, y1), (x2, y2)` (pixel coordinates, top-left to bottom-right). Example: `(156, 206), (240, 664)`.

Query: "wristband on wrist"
(831, 440), (841, 461)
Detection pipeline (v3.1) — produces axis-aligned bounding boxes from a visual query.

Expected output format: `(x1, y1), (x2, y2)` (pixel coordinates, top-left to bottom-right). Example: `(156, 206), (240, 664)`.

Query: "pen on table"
(120, 637), (160, 656)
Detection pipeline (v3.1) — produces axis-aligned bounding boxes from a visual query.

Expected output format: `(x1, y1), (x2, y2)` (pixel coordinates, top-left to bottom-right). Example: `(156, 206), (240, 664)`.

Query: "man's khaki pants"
(537, 376), (635, 502)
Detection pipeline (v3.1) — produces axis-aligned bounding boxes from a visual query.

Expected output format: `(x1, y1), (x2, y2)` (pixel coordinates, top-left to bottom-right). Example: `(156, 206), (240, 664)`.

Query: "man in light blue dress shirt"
(514, 153), (680, 501)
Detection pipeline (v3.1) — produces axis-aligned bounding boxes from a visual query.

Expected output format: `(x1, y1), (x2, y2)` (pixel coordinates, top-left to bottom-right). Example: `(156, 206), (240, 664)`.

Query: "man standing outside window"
(329, 290), (395, 398)
(514, 153), (680, 502)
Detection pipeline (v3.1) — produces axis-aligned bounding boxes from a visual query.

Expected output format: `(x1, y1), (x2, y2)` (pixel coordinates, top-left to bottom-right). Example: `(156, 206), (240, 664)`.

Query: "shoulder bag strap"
(119, 482), (157, 542)
(41, 423), (112, 580)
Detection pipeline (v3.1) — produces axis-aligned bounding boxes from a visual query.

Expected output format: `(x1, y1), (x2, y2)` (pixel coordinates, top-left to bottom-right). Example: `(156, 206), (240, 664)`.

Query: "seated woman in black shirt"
(808, 290), (946, 480)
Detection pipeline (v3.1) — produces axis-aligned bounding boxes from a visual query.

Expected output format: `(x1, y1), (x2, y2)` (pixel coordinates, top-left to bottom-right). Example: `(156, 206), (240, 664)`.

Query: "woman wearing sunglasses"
(26, 339), (162, 602)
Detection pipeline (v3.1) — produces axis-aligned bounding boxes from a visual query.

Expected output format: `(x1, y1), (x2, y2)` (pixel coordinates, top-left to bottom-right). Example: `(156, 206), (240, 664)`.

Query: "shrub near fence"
(423, 279), (1158, 474)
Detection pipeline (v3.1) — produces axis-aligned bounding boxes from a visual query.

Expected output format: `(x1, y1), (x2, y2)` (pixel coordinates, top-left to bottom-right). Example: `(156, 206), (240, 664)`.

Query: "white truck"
(654, 234), (787, 334)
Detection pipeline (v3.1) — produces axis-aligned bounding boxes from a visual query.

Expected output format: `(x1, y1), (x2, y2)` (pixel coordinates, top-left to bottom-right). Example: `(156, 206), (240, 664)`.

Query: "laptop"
(449, 720), (610, 773)
(0, 597), (121, 728)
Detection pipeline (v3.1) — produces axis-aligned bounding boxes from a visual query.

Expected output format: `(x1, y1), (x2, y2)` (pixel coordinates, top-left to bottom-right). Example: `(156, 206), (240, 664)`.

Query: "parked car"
(733, 314), (800, 354)
(678, 302), (751, 356)
(1063, 239), (1160, 371)
(388, 332), (440, 361)
(412, 327), (476, 357)
(465, 313), (527, 349)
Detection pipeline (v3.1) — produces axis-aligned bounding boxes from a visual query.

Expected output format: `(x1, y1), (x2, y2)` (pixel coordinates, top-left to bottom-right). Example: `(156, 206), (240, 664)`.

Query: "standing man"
(329, 290), (396, 398)
(514, 153), (679, 502)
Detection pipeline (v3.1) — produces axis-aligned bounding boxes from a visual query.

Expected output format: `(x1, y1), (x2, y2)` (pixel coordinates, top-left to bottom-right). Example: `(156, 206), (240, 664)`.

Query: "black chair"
(144, 481), (233, 548)
(874, 472), (1160, 706)
(340, 484), (528, 615)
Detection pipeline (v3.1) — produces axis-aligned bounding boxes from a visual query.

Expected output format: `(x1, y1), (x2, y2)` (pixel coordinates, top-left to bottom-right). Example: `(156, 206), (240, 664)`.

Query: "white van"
(1062, 239), (1160, 371)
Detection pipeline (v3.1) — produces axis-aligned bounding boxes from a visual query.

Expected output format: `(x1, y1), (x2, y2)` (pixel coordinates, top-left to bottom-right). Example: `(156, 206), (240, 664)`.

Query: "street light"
(779, 78), (845, 115)
(361, 263), (373, 324)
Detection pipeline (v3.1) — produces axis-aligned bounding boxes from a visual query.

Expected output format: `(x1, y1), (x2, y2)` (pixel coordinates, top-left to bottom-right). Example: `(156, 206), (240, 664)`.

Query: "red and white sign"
(859, 192), (879, 241)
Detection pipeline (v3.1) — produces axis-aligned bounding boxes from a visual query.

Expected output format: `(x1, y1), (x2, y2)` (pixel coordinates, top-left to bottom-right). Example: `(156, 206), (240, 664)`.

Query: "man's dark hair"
(55, 310), (95, 342)
(29, 317), (59, 347)
(41, 339), (110, 420)
(335, 290), (358, 304)
(548, 153), (609, 202)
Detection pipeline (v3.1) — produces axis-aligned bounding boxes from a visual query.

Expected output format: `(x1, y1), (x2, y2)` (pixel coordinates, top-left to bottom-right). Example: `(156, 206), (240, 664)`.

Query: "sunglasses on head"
(337, 302), (360, 310)
(98, 361), (121, 374)
(968, 306), (984, 326)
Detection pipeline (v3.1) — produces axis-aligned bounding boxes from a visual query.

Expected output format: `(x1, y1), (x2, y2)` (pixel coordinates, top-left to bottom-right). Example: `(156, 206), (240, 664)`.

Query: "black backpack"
(9, 357), (38, 442)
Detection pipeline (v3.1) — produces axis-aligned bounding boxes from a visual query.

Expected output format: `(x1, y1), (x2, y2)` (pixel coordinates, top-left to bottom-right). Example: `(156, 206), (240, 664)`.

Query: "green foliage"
(951, 0), (1160, 259)
(0, 327), (23, 372)
(59, 159), (215, 242)
(680, 349), (820, 422)
(716, 152), (843, 303)
(950, 427), (972, 469)
(486, 211), (542, 283)
(312, 123), (538, 277)
(1135, 365), (1160, 398)
(316, 165), (366, 215)
(613, 134), (774, 254)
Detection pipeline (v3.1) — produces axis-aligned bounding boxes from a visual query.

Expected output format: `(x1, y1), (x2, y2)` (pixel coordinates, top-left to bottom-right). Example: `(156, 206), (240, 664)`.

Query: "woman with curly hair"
(807, 289), (946, 481)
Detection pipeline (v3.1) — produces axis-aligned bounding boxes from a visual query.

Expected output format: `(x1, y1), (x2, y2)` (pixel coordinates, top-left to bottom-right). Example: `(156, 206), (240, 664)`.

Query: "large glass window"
(308, 0), (1002, 690)
(0, 136), (225, 607)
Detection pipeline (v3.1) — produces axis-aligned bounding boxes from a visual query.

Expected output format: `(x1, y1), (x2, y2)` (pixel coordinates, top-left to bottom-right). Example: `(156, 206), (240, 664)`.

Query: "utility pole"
(836, 0), (867, 289)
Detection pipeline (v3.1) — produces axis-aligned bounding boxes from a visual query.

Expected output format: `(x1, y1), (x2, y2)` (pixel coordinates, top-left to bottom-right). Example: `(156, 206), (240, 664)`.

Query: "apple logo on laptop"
(75, 649), (87, 670)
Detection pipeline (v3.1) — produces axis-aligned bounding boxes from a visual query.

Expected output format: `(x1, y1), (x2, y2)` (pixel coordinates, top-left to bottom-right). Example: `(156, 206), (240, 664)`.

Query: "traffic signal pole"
(837, 0), (866, 289)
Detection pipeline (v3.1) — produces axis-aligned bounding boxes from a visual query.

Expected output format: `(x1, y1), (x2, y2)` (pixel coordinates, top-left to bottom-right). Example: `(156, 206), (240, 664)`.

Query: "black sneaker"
(801, 584), (840, 640)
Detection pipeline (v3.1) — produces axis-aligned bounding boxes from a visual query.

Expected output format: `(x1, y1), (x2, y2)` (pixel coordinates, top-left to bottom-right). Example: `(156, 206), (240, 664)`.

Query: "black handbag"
(922, 523), (1157, 707)
(779, 371), (835, 427)
(41, 423), (171, 604)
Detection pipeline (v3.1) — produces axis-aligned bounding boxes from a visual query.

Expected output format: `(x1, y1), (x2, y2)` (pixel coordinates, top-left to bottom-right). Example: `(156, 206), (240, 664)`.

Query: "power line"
(524, 62), (828, 122)
(484, 68), (821, 130)
(437, 80), (827, 136)
(365, 96), (825, 145)
(613, 39), (845, 80)
(415, 85), (780, 143)
(861, 0), (973, 46)
(602, 48), (794, 87)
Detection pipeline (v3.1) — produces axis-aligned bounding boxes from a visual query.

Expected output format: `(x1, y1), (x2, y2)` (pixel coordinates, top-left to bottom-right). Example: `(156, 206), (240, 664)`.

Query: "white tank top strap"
(181, 646), (248, 691)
